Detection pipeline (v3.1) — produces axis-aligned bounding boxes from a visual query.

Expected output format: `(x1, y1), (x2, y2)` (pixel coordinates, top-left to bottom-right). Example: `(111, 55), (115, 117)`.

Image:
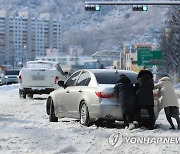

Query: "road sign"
(137, 46), (151, 50)
(138, 50), (162, 66)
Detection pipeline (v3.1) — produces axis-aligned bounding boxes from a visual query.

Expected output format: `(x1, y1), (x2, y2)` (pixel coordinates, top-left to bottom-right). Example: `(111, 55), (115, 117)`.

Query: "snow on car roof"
(27, 60), (58, 64)
(87, 69), (137, 74)
(26, 61), (57, 69)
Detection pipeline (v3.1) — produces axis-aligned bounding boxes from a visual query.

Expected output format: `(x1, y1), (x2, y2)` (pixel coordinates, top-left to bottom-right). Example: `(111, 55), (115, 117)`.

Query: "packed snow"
(0, 84), (180, 154)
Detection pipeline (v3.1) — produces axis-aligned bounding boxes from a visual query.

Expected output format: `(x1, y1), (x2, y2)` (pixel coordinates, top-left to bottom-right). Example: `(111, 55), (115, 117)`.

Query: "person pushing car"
(114, 74), (136, 130)
(135, 70), (155, 130)
(154, 75), (180, 130)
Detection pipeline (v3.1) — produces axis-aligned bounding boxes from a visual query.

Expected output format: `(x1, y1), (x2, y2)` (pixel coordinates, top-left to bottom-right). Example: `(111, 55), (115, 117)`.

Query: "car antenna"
(115, 69), (118, 74)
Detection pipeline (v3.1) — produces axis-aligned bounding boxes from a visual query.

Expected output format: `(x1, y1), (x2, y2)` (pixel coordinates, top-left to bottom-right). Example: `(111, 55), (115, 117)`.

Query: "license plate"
(32, 75), (45, 80)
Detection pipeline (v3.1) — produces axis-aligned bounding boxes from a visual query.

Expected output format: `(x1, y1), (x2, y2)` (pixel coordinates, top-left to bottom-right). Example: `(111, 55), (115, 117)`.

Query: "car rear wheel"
(49, 100), (58, 122)
(80, 102), (91, 126)
(22, 92), (26, 99)
(27, 94), (33, 99)
(19, 90), (26, 99)
(19, 90), (23, 98)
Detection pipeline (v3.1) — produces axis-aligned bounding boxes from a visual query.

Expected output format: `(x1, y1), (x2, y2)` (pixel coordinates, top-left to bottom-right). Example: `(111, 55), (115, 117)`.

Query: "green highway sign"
(138, 50), (162, 66)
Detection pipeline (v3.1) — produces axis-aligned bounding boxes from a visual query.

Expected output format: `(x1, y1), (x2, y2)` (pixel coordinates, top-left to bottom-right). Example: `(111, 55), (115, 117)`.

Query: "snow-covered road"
(0, 84), (180, 154)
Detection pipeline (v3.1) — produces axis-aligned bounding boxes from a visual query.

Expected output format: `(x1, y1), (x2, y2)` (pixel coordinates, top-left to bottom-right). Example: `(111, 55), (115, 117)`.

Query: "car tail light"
(55, 76), (59, 84)
(50, 88), (55, 92)
(153, 90), (158, 99)
(18, 76), (22, 83)
(95, 92), (113, 98)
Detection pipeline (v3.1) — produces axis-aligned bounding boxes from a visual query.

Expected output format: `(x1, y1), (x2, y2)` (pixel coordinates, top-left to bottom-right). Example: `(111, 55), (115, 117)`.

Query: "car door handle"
(66, 90), (69, 93)
(79, 90), (82, 93)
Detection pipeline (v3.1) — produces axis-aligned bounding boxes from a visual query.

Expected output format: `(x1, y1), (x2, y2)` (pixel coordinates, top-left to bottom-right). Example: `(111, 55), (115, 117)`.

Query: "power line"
(85, 1), (180, 5)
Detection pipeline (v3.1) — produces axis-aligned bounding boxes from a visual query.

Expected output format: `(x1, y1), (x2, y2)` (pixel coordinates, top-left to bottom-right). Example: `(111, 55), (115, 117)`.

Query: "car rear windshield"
(94, 72), (137, 84)
(26, 62), (53, 69)
(5, 70), (19, 75)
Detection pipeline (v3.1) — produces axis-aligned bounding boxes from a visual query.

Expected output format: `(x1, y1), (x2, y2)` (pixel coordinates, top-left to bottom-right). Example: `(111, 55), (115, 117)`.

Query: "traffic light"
(85, 4), (101, 11)
(142, 6), (148, 11)
(132, 5), (148, 11)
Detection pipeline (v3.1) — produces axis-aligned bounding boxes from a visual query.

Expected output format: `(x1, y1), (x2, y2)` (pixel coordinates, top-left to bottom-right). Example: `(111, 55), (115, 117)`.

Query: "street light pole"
(23, 45), (27, 66)
(13, 48), (15, 69)
(13, 48), (17, 69)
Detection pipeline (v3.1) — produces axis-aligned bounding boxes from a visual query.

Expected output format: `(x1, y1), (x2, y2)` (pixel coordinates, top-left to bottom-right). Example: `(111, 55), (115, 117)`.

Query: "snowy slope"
(0, 0), (168, 54)
(0, 84), (180, 154)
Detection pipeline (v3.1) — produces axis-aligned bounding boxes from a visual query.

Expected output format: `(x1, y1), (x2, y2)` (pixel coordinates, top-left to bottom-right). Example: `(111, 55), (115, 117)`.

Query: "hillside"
(0, 0), (168, 54)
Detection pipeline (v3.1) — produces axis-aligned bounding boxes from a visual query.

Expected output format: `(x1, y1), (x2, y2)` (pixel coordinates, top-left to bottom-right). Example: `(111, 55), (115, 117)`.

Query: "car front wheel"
(80, 102), (92, 126)
(49, 100), (58, 122)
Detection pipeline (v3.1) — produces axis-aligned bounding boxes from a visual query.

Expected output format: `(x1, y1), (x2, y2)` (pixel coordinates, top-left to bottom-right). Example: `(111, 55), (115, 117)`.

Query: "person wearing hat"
(154, 75), (180, 130)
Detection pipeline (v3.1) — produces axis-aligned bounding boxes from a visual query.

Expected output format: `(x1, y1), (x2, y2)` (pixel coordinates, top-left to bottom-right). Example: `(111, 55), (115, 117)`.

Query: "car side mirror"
(64, 71), (69, 78)
(58, 80), (64, 87)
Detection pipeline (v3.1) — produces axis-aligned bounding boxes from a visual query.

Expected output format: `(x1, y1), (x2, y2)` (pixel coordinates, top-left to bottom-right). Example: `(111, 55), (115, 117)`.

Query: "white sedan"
(19, 60), (67, 99)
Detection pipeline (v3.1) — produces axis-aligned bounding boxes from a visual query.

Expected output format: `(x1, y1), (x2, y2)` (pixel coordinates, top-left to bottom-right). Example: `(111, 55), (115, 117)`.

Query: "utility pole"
(23, 45), (27, 65)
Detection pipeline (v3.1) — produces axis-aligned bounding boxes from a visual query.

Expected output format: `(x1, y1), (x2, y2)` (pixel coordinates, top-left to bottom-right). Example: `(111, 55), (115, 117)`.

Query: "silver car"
(46, 69), (159, 126)
(4, 70), (19, 84)
(0, 73), (5, 85)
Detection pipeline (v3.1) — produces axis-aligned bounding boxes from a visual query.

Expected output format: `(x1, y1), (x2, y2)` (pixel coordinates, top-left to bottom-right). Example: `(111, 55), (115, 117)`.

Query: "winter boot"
(170, 126), (175, 130)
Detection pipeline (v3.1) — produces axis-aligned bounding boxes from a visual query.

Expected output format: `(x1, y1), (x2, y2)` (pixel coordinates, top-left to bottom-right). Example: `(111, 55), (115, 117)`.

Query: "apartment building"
(0, 10), (62, 67)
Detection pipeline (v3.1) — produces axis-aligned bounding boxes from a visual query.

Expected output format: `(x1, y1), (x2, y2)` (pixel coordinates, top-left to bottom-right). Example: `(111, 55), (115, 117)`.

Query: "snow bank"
(0, 84), (19, 91)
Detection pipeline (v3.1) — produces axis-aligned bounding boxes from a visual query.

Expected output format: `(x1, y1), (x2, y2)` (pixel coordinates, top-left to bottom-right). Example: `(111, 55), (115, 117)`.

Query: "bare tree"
(159, 6), (180, 79)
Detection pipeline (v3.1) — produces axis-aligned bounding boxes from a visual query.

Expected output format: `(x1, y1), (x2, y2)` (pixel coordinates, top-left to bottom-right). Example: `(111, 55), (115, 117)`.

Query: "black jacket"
(114, 75), (136, 115)
(135, 74), (154, 107)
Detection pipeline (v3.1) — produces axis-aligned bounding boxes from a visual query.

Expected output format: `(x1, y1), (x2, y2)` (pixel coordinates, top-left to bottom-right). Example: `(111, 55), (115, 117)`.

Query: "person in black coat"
(135, 70), (155, 129)
(114, 74), (136, 130)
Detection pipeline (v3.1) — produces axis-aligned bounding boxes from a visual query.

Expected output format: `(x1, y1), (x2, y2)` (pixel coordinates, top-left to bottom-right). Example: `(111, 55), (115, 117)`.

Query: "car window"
(65, 71), (81, 87)
(5, 71), (19, 75)
(76, 71), (91, 86)
(26, 62), (53, 69)
(94, 72), (137, 84)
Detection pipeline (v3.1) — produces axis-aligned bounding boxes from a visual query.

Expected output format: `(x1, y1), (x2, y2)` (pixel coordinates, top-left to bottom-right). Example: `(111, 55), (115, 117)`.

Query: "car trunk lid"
(21, 68), (57, 87)
(95, 84), (118, 102)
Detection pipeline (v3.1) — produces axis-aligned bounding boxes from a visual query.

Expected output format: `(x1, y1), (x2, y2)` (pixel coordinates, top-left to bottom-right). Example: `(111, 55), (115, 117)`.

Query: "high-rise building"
(0, 10), (62, 67)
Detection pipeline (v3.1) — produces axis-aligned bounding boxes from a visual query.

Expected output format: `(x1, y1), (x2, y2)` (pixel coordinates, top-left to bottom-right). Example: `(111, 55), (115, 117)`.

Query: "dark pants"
(136, 106), (155, 128)
(123, 113), (133, 127)
(164, 106), (180, 129)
